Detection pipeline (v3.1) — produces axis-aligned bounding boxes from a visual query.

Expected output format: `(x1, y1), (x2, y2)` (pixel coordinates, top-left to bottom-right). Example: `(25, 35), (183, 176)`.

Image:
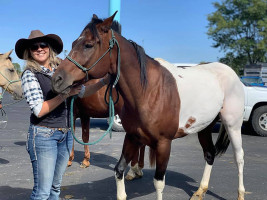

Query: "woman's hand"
(59, 85), (82, 100)
(69, 85), (82, 97)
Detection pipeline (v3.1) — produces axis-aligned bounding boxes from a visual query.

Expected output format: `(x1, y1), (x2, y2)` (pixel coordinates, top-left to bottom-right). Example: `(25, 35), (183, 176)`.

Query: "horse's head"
(52, 12), (118, 94)
(0, 50), (23, 100)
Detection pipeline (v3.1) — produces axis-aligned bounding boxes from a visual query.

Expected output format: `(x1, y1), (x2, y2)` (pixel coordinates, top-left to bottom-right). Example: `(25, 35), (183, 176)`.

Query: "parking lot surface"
(0, 95), (266, 200)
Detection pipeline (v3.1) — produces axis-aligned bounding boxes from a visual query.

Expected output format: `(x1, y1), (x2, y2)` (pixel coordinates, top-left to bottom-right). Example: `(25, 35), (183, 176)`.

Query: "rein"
(67, 29), (121, 145)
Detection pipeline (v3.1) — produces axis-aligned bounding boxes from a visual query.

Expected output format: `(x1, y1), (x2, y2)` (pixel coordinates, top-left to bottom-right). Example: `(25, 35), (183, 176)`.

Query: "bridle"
(0, 70), (21, 101)
(66, 29), (120, 87)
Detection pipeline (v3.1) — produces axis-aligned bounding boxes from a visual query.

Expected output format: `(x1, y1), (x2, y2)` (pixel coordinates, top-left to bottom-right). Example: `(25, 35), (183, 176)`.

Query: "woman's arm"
(80, 75), (111, 98)
(21, 70), (82, 118)
(38, 86), (81, 118)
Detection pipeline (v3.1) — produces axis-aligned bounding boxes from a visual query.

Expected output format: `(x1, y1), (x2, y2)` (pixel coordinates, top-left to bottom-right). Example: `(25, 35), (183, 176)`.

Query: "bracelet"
(78, 84), (86, 98)
(100, 78), (106, 86)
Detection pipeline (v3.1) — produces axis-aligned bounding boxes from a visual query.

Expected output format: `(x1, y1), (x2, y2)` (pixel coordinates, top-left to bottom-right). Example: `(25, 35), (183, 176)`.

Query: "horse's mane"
(83, 18), (122, 40)
(84, 17), (148, 88)
(129, 41), (147, 87)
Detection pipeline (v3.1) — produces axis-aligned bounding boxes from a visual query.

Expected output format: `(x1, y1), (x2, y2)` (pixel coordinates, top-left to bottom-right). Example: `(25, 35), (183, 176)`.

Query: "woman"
(15, 30), (109, 200)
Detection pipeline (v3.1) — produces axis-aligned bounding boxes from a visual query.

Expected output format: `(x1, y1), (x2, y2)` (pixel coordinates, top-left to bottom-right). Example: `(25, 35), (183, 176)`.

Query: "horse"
(70, 78), (124, 168)
(51, 13), (245, 200)
(0, 50), (23, 100)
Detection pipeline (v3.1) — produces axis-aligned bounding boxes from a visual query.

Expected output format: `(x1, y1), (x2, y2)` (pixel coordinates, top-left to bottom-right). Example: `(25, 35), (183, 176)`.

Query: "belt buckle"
(58, 128), (69, 134)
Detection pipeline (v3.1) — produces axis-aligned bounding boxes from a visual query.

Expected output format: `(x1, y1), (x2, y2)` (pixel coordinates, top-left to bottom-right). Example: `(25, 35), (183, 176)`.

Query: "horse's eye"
(85, 44), (93, 49)
(9, 69), (14, 73)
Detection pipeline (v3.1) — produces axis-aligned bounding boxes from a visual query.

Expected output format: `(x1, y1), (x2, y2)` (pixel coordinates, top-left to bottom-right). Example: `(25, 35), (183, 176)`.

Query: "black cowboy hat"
(15, 30), (63, 59)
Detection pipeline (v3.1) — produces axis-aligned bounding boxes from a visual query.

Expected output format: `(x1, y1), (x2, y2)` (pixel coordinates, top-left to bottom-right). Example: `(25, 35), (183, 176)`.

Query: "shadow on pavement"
(0, 169), (226, 200)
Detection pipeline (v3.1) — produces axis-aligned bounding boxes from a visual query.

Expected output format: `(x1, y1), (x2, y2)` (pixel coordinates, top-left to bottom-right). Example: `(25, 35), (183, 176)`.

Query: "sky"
(0, 0), (224, 68)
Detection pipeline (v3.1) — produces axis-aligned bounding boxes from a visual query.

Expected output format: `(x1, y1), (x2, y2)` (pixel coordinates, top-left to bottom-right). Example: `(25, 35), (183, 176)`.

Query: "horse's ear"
(97, 11), (118, 34)
(4, 49), (13, 58)
(92, 14), (98, 19)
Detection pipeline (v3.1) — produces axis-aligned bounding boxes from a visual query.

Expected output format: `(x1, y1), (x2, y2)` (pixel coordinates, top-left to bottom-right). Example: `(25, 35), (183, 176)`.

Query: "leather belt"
(36, 125), (70, 134)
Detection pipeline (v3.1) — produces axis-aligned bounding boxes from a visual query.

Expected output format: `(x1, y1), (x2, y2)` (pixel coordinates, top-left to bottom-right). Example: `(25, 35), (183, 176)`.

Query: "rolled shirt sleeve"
(21, 70), (44, 117)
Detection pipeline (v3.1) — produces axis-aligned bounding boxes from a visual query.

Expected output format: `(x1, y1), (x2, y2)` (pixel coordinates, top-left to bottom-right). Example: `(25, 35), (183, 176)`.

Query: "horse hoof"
(237, 196), (244, 200)
(190, 195), (203, 200)
(80, 161), (90, 168)
(125, 174), (134, 181)
(117, 197), (127, 200)
(67, 161), (72, 167)
(125, 173), (142, 181)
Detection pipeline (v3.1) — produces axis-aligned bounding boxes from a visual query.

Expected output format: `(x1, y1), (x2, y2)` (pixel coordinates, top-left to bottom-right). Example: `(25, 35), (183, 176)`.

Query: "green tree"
(207, 0), (267, 71)
(12, 63), (22, 75)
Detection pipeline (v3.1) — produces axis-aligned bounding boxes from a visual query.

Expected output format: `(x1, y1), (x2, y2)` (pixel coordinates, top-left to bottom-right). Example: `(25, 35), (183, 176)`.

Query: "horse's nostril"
(52, 74), (64, 93)
(55, 75), (63, 85)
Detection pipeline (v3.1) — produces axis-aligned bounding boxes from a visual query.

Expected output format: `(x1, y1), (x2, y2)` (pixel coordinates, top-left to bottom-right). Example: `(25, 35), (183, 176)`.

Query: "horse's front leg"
(115, 134), (140, 200)
(125, 145), (145, 180)
(81, 115), (90, 168)
(154, 139), (172, 200)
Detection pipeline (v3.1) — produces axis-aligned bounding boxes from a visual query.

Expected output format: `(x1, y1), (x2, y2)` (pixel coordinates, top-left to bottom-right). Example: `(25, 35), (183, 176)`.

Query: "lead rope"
(70, 86), (115, 145)
(69, 29), (120, 145)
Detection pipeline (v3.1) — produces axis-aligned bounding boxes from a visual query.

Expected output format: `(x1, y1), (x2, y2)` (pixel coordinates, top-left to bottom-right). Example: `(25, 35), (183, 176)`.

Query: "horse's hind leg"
(220, 96), (245, 200)
(191, 120), (217, 200)
(125, 145), (145, 180)
(115, 134), (140, 200)
(80, 115), (91, 168)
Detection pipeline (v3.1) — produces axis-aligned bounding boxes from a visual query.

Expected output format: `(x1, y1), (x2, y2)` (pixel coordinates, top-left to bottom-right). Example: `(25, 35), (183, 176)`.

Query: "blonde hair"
(23, 45), (61, 72)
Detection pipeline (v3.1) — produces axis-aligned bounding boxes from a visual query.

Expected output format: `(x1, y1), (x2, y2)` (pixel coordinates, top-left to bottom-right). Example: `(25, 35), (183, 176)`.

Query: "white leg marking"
(200, 162), (212, 190)
(191, 163), (212, 199)
(154, 176), (165, 200)
(115, 173), (127, 200)
(228, 130), (245, 200)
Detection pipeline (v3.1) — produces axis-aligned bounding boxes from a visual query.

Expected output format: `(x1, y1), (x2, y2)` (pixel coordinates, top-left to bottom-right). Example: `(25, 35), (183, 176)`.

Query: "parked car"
(243, 84), (267, 136)
(108, 114), (124, 132)
(240, 76), (265, 87)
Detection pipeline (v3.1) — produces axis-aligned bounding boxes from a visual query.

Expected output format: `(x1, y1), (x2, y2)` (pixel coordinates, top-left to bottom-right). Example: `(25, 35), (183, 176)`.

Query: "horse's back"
(156, 58), (244, 134)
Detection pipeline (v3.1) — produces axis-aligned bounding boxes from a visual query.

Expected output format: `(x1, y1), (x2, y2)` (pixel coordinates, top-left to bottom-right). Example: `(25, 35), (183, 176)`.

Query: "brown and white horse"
(0, 50), (22, 100)
(51, 13), (245, 200)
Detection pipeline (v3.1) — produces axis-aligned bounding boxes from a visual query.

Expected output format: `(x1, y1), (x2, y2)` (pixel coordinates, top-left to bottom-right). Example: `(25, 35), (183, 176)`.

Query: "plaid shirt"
(21, 66), (55, 116)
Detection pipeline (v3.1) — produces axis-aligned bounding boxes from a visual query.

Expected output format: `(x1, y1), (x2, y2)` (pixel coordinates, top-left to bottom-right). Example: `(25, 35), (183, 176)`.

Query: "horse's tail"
(215, 123), (230, 157)
(149, 147), (156, 167)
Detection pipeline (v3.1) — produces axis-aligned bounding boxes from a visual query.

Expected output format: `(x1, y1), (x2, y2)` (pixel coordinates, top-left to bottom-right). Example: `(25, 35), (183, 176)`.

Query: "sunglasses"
(30, 42), (49, 51)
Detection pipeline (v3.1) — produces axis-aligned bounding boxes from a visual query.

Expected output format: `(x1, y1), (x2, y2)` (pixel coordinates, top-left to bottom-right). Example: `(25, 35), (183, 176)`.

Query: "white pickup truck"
(243, 84), (267, 137)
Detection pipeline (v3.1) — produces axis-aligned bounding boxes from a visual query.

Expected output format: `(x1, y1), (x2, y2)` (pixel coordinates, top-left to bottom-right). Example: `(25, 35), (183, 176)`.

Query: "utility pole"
(109, 0), (121, 22)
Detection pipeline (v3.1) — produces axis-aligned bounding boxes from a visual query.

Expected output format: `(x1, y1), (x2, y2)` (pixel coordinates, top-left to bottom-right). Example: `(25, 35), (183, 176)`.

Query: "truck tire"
(251, 106), (267, 137)
(107, 114), (124, 132)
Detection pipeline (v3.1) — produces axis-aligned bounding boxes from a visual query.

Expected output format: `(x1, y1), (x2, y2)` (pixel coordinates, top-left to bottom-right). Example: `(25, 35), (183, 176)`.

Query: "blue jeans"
(26, 125), (73, 200)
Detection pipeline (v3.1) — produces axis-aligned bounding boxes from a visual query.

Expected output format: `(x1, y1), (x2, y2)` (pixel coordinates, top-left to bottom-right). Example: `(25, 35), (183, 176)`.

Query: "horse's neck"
(117, 56), (141, 107)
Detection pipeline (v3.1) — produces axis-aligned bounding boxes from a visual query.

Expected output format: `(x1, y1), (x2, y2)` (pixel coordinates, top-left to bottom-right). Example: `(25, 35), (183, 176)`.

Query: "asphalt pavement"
(0, 93), (266, 200)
